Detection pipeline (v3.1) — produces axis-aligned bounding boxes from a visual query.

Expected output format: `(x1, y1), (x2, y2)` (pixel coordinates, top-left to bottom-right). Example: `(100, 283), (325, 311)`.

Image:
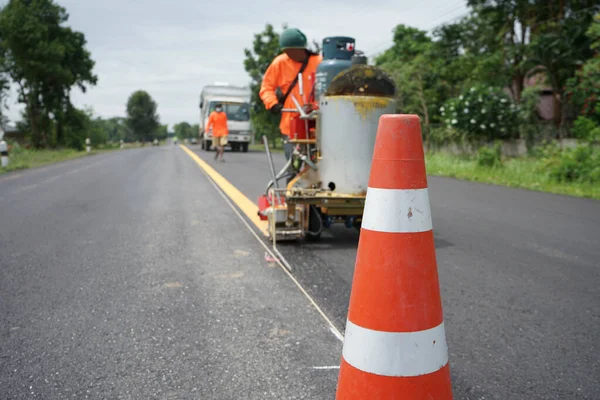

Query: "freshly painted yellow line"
(179, 145), (269, 236)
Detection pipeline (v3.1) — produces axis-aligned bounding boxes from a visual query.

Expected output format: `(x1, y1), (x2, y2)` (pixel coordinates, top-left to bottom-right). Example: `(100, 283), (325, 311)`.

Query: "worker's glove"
(269, 103), (283, 114)
(275, 87), (284, 103)
(302, 103), (314, 114)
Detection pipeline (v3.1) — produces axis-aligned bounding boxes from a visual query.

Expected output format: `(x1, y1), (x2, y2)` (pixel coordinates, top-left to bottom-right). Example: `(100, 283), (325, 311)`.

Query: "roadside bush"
(96, 142), (120, 150)
(540, 142), (600, 183)
(441, 84), (519, 144)
(476, 142), (503, 167)
(517, 86), (543, 151)
(571, 116), (600, 142)
(7, 141), (26, 156)
(426, 125), (467, 148)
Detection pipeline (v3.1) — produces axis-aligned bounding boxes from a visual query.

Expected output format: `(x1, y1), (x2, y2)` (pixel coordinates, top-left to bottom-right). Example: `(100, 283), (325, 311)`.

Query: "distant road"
(190, 144), (600, 400)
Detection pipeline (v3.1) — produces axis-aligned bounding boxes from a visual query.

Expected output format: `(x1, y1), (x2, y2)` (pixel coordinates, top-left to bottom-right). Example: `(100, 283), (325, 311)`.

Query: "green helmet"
(279, 28), (307, 50)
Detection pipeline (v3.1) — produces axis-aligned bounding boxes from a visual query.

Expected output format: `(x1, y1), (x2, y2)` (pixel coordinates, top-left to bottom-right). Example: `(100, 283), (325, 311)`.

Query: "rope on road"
(185, 146), (344, 343)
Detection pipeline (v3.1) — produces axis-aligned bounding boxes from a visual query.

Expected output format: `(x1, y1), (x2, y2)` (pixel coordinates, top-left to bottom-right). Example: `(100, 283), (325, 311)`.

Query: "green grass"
(425, 151), (600, 200)
(249, 142), (284, 153)
(0, 142), (141, 175)
(0, 140), (169, 175)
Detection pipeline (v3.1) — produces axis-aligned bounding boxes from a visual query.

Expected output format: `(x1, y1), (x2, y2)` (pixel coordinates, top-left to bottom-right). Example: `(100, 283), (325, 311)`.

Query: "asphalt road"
(190, 144), (600, 400)
(0, 145), (343, 399)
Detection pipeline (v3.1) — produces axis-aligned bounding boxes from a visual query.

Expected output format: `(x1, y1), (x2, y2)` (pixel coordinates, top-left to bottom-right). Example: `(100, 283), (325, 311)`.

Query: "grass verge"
(0, 142), (148, 175)
(1, 148), (97, 174)
(249, 142), (284, 153)
(425, 151), (600, 200)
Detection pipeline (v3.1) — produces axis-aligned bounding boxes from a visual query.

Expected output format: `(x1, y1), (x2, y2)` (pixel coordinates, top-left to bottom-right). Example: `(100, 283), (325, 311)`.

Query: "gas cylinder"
(319, 95), (396, 195)
(318, 65), (397, 195)
(315, 37), (355, 100)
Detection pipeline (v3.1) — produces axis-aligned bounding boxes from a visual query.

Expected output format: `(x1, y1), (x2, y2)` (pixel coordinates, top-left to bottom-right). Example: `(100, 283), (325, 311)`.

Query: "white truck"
(199, 83), (252, 152)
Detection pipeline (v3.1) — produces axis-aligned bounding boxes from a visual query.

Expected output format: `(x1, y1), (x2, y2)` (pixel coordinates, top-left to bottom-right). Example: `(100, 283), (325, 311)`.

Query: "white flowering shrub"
(440, 85), (519, 142)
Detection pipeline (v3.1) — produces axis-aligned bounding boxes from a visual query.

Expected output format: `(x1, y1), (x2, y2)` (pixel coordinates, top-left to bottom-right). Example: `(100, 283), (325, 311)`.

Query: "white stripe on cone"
(361, 187), (433, 233)
(342, 320), (449, 377)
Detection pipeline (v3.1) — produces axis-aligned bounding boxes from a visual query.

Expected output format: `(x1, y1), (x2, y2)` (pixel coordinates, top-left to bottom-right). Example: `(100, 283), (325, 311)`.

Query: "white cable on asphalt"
(196, 158), (345, 343)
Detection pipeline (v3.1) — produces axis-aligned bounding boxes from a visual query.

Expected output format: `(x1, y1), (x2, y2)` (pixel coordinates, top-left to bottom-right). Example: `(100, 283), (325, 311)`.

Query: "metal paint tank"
(315, 37), (355, 100)
(319, 95), (396, 195)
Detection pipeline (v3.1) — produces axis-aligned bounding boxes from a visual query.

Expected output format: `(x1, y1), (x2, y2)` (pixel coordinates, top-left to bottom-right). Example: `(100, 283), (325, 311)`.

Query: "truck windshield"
(208, 102), (250, 122)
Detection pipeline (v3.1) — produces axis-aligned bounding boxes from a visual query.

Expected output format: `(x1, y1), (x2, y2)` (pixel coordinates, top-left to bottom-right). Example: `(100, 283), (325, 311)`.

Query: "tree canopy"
(373, 2), (600, 142)
(243, 23), (287, 147)
(0, 0), (97, 148)
(126, 90), (160, 142)
(173, 122), (194, 139)
(0, 1), (171, 149)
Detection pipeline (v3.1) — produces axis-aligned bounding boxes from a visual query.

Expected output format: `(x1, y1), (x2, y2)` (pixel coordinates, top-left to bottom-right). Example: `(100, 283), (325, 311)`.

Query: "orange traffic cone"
(335, 115), (453, 399)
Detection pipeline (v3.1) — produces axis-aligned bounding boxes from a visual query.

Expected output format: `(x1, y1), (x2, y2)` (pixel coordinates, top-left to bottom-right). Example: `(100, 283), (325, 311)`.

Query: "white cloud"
(3, 0), (468, 129)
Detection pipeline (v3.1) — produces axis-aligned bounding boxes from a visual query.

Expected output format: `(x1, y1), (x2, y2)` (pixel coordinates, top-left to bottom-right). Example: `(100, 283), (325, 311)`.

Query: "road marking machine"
(257, 36), (397, 242)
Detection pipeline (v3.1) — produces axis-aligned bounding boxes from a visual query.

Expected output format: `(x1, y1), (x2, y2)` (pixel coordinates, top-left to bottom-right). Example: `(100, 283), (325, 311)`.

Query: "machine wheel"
(353, 219), (362, 238)
(231, 143), (239, 152)
(305, 206), (322, 242)
(241, 143), (249, 152)
(203, 140), (209, 151)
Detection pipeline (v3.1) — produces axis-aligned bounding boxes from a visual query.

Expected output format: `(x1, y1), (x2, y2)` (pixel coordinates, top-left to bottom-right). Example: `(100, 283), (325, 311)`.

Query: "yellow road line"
(179, 144), (269, 236)
(183, 145), (344, 342)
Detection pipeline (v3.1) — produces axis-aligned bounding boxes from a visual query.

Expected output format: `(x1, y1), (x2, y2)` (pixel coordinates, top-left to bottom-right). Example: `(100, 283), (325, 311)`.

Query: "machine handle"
(298, 73), (308, 105)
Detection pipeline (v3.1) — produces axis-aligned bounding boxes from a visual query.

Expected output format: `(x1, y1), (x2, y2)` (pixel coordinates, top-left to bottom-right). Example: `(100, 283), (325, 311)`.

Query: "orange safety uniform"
(259, 53), (322, 137)
(207, 111), (228, 137)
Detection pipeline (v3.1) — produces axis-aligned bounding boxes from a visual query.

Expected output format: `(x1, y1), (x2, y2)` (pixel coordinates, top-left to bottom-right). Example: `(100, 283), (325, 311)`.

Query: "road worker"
(207, 103), (229, 162)
(259, 28), (322, 162)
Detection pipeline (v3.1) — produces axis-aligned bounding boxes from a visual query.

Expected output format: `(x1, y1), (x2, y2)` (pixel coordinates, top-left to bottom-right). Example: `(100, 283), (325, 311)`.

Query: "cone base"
(336, 358), (453, 400)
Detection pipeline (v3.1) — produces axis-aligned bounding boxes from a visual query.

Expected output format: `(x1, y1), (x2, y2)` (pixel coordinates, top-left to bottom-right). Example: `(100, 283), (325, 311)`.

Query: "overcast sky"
(3, 0), (468, 129)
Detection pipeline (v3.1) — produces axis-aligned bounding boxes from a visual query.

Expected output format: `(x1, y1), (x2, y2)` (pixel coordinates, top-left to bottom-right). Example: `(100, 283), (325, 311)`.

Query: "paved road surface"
(191, 144), (600, 400)
(0, 146), (342, 399)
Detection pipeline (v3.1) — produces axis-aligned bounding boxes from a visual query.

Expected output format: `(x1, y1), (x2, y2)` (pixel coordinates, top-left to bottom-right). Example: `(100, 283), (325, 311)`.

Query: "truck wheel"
(231, 143), (239, 152)
(242, 143), (249, 153)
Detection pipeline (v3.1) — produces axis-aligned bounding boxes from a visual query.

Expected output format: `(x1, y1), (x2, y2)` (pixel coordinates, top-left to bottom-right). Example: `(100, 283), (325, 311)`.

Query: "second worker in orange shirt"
(207, 103), (229, 162)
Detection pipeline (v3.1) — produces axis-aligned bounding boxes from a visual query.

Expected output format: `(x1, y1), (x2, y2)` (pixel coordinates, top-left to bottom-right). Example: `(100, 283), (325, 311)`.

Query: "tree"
(528, 11), (596, 132)
(85, 109), (108, 147)
(173, 122), (193, 139)
(567, 13), (600, 124)
(126, 90), (160, 142)
(0, 72), (9, 127)
(105, 117), (132, 142)
(88, 116), (131, 144)
(155, 124), (168, 140)
(243, 23), (285, 147)
(191, 124), (200, 138)
(0, 0), (97, 148)
(375, 1), (600, 143)
(464, 0), (538, 103)
(466, 0), (598, 130)
(375, 24), (432, 65)
(57, 105), (107, 150)
(375, 25), (451, 130)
